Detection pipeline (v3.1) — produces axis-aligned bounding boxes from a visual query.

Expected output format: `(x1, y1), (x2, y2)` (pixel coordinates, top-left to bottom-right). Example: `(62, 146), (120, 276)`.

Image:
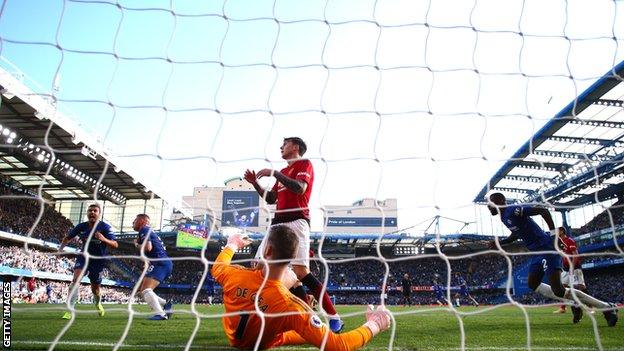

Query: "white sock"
(455, 299), (460, 306)
(156, 295), (166, 306)
(67, 284), (79, 308)
(564, 288), (610, 309)
(142, 289), (166, 317)
(535, 283), (565, 301)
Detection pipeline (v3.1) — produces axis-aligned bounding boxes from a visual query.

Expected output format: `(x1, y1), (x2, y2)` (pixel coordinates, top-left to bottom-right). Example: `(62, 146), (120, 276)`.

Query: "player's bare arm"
(524, 207), (555, 230)
(257, 168), (307, 195)
(58, 236), (72, 252)
(244, 169), (277, 203)
(489, 232), (519, 249)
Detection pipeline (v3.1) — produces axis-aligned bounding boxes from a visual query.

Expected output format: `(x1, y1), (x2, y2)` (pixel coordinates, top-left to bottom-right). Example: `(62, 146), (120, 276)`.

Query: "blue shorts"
(528, 253), (562, 276)
(146, 259), (173, 283)
(436, 294), (446, 301)
(74, 256), (106, 285)
(460, 287), (470, 297)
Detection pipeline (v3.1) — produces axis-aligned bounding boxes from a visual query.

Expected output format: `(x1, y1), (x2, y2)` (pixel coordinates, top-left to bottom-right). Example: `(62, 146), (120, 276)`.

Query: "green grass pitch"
(10, 304), (623, 350)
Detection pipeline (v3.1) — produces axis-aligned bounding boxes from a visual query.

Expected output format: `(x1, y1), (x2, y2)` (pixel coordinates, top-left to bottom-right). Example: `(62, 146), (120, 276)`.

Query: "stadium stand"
(576, 199), (624, 235)
(0, 178), (73, 243)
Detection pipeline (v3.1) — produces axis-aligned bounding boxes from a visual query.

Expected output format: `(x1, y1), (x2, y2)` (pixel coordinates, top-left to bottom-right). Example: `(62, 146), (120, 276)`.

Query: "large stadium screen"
(175, 223), (207, 250)
(221, 191), (259, 228)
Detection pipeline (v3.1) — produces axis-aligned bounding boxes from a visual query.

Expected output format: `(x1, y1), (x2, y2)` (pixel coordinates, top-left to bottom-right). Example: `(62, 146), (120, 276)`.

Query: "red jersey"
(271, 159), (313, 224)
(559, 236), (581, 269)
(27, 278), (36, 292)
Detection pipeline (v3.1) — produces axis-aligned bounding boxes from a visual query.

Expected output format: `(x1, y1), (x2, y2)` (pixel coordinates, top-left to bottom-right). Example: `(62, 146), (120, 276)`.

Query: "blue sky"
(1, 0), (624, 233)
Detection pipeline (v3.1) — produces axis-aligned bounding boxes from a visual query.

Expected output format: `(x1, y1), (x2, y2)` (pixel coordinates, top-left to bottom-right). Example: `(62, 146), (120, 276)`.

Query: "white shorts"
(255, 219), (310, 267)
(561, 268), (585, 287)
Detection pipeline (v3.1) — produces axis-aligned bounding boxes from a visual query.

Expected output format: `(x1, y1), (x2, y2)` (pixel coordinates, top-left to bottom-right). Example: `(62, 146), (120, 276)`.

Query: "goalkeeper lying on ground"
(212, 225), (391, 350)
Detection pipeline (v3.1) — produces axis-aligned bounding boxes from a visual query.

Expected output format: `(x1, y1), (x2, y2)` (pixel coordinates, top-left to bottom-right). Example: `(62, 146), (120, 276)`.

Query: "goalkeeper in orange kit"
(211, 225), (391, 350)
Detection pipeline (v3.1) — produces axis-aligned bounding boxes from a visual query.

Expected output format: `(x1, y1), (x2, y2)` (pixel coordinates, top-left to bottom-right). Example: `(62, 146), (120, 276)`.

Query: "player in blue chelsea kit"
(134, 213), (173, 320)
(487, 192), (617, 326)
(454, 272), (479, 307)
(59, 203), (118, 319)
(432, 279), (447, 306)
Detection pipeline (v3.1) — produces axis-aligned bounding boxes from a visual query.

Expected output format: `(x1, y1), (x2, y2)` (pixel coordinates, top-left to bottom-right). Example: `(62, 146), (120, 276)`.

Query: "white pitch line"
(11, 340), (320, 350)
(12, 341), (623, 351)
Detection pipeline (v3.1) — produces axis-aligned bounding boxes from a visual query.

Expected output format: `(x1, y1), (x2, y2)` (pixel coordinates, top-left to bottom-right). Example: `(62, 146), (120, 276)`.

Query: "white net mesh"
(1, 0), (624, 350)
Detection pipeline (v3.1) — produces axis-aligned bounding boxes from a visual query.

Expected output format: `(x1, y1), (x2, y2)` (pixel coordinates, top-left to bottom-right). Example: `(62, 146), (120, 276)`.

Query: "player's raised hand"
(256, 168), (274, 179)
(363, 304), (391, 336)
(226, 232), (253, 251)
(243, 169), (257, 184)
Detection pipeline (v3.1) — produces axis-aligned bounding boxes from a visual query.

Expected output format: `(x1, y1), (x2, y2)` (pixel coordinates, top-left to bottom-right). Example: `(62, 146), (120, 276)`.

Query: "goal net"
(0, 0), (623, 350)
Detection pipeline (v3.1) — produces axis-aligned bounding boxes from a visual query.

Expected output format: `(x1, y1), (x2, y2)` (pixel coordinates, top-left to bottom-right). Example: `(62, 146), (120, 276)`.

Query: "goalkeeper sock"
(564, 288), (610, 309)
(290, 285), (307, 302)
(301, 273), (338, 316)
(94, 293), (101, 305)
(142, 289), (166, 317)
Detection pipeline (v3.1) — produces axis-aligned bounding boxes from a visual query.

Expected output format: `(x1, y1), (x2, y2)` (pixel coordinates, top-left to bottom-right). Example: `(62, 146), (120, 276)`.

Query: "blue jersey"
(433, 284), (444, 298)
(457, 277), (467, 288)
(205, 276), (215, 295)
(68, 221), (115, 257)
(501, 205), (552, 251)
(137, 226), (168, 259)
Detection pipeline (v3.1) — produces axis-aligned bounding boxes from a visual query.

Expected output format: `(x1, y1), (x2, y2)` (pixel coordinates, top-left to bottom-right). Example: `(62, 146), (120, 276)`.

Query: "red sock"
(301, 273), (337, 315)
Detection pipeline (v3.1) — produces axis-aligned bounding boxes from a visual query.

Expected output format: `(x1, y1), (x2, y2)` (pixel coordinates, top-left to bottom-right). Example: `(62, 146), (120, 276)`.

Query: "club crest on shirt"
(310, 315), (323, 329)
(514, 208), (521, 216)
(277, 182), (285, 192)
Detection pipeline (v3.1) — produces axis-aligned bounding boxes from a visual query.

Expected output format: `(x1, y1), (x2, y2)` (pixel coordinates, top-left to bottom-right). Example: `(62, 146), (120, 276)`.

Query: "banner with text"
(326, 217), (398, 227)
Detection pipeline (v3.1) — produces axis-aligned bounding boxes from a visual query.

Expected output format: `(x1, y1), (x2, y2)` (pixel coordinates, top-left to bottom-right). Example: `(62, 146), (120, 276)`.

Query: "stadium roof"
(475, 60), (624, 208)
(0, 65), (155, 204)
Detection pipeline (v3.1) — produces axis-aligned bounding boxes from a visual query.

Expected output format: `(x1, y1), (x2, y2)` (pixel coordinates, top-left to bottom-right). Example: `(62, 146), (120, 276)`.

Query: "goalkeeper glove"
(363, 304), (391, 336)
(226, 232), (252, 252)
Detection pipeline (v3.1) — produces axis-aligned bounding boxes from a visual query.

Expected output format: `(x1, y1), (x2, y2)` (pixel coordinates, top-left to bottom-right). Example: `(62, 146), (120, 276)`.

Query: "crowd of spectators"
(10, 277), (221, 305)
(0, 244), (119, 281)
(1, 245), (73, 275)
(11, 279), (134, 304)
(574, 199), (624, 235)
(331, 290), (507, 306)
(0, 181), (74, 243)
(585, 267), (624, 304)
(309, 254), (527, 290)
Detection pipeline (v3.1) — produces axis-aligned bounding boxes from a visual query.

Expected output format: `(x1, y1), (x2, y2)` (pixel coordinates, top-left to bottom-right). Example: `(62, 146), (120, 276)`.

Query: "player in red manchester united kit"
(244, 137), (344, 332)
(554, 227), (587, 323)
